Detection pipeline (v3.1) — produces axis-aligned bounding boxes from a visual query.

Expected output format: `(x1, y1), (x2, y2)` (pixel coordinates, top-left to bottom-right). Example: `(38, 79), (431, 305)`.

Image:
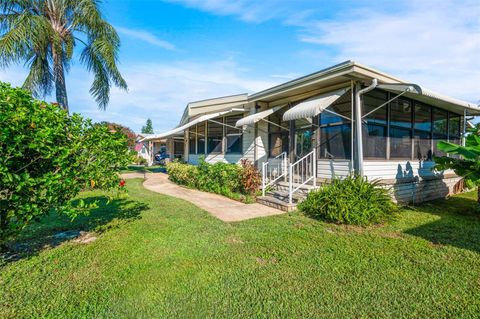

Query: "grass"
(1, 179), (480, 318)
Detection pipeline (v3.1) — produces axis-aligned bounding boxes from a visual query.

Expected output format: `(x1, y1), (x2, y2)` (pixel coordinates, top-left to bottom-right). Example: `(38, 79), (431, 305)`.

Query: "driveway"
(122, 172), (285, 222)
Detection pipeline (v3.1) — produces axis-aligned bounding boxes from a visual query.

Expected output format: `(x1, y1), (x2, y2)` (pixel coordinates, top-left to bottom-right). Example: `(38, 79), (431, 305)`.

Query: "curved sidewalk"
(123, 172), (285, 222)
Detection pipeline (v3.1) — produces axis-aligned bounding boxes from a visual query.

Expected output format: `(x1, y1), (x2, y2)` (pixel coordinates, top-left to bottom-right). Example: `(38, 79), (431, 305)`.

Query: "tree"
(0, 0), (127, 111)
(434, 123), (480, 204)
(141, 118), (154, 134)
(0, 82), (133, 246)
(101, 121), (137, 150)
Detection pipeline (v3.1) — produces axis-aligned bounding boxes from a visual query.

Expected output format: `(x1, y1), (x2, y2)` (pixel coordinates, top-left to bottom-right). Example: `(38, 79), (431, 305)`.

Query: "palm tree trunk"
(53, 50), (69, 112)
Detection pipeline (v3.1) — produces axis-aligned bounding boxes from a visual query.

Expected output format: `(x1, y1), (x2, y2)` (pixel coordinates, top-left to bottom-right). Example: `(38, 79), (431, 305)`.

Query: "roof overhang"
(377, 83), (480, 116)
(179, 94), (249, 125)
(141, 108), (244, 142)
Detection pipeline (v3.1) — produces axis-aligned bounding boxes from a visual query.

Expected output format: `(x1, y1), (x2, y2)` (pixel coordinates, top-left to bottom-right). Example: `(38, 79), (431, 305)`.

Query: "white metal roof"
(235, 104), (286, 127)
(282, 87), (350, 121)
(377, 83), (479, 115)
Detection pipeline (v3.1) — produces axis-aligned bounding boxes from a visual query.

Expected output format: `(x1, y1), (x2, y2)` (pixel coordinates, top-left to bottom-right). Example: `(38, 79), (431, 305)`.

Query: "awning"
(141, 109), (241, 142)
(377, 83), (480, 115)
(282, 87), (350, 121)
(235, 104), (286, 127)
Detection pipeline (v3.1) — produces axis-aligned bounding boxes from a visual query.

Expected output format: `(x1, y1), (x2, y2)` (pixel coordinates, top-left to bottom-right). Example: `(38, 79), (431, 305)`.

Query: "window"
(225, 115), (243, 154)
(363, 125), (387, 159)
(432, 108), (448, 157)
(390, 127), (412, 159)
(414, 103), (432, 160)
(174, 139), (184, 159)
(320, 124), (351, 159)
(197, 122), (205, 154)
(188, 126), (196, 154)
(449, 113), (462, 158)
(389, 98), (412, 158)
(207, 118), (223, 153)
(295, 120), (312, 158)
(363, 90), (388, 158)
(319, 91), (352, 159)
(449, 113), (461, 138)
(268, 110), (289, 157)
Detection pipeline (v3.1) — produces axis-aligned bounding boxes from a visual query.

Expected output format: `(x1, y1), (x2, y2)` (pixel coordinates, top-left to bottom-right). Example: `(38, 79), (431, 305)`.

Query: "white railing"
(262, 152), (288, 196)
(288, 149), (316, 203)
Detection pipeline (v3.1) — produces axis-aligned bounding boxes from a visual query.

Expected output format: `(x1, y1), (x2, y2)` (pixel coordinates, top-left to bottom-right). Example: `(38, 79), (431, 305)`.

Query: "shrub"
(166, 161), (198, 187)
(133, 155), (148, 165)
(196, 159), (243, 196)
(0, 83), (132, 244)
(298, 175), (397, 225)
(166, 158), (261, 200)
(240, 159), (261, 195)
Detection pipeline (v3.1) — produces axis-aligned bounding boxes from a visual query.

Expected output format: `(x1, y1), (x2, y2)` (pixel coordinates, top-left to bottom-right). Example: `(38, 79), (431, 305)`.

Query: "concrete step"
(266, 190), (304, 203)
(256, 196), (297, 212)
(275, 181), (316, 196)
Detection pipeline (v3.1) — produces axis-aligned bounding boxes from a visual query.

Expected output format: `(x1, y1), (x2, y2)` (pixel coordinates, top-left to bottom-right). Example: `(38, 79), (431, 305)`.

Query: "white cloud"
(295, 0), (480, 103)
(163, 0), (292, 22)
(116, 26), (177, 51)
(0, 59), (279, 133)
(165, 0), (480, 103)
(98, 59), (278, 132)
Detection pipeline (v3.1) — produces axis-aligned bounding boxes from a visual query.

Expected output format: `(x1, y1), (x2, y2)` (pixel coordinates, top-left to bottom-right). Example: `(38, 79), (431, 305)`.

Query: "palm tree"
(0, 0), (127, 111)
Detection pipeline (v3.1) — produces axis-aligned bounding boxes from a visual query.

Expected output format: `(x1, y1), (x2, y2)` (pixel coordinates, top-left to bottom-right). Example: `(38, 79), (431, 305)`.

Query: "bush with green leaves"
(166, 158), (260, 201)
(434, 123), (480, 204)
(166, 161), (198, 187)
(298, 175), (397, 225)
(0, 83), (133, 245)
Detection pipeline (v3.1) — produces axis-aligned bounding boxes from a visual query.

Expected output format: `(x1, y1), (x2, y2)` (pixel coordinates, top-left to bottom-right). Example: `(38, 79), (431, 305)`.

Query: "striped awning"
(282, 87), (350, 121)
(235, 104), (286, 127)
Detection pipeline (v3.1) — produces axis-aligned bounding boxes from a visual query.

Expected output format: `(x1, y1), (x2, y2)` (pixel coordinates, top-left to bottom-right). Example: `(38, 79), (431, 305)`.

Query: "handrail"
(288, 148), (316, 203)
(261, 152), (288, 196)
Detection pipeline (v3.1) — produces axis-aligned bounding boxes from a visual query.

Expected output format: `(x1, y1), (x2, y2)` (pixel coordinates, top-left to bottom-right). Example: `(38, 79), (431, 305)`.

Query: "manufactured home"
(142, 61), (479, 209)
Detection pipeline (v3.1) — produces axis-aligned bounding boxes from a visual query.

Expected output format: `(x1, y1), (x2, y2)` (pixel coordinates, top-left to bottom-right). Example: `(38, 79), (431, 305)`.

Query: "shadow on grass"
(404, 195), (480, 253)
(121, 165), (166, 174)
(1, 196), (149, 265)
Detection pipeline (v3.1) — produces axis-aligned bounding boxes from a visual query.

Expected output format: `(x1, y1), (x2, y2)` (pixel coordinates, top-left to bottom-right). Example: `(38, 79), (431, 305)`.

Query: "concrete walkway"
(122, 172), (285, 222)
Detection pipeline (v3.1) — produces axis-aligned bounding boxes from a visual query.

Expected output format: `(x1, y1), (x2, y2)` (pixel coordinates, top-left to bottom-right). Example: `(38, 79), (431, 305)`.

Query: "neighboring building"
(142, 61), (479, 206)
(138, 133), (184, 166)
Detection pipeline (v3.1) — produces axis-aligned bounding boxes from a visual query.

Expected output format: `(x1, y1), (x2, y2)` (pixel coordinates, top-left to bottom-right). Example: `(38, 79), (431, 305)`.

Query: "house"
(137, 133), (184, 166)
(142, 61), (479, 208)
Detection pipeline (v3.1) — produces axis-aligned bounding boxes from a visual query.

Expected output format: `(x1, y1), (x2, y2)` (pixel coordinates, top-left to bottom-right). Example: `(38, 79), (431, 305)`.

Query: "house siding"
(317, 159), (352, 179)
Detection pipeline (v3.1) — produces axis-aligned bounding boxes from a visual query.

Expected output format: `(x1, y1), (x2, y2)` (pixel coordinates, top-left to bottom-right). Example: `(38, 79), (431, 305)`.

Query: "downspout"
(354, 79), (378, 176)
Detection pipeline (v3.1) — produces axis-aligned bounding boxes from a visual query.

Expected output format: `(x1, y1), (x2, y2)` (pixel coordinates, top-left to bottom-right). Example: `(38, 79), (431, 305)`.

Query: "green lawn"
(1, 179), (480, 318)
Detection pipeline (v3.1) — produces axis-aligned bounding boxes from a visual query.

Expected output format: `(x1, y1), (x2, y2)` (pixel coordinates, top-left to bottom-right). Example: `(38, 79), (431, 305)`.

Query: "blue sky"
(1, 0), (479, 132)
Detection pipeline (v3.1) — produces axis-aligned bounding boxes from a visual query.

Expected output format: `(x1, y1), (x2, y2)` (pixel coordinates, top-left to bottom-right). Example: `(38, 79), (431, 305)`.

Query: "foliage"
(2, 179), (480, 318)
(166, 158), (260, 201)
(298, 175), (397, 225)
(434, 123), (480, 202)
(0, 0), (127, 110)
(240, 159), (261, 195)
(0, 83), (132, 244)
(133, 156), (148, 165)
(141, 118), (154, 134)
(166, 161), (198, 187)
(101, 122), (137, 150)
